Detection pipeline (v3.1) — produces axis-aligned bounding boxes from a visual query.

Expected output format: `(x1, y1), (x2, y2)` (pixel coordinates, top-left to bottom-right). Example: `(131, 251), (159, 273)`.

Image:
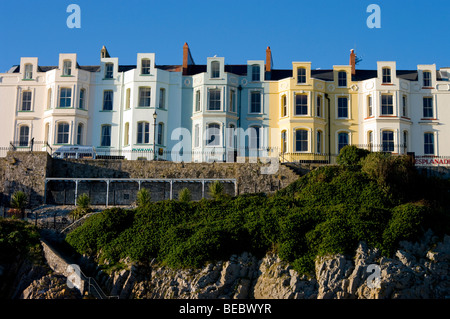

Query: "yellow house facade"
(268, 58), (359, 163)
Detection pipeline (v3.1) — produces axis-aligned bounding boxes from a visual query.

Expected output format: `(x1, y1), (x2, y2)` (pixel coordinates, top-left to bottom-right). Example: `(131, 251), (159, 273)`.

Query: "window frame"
(77, 123), (84, 145)
(157, 122), (164, 145)
(63, 60), (72, 76)
(21, 91), (32, 111)
(100, 125), (112, 147)
(59, 88), (72, 108)
(79, 88), (86, 109)
(423, 96), (434, 118)
(211, 61), (220, 79)
(297, 68), (306, 84)
(382, 130), (395, 153)
(207, 88), (221, 111)
(19, 125), (30, 147)
(102, 90), (114, 111)
(136, 121), (150, 144)
(251, 64), (261, 82)
(206, 122), (221, 146)
(382, 67), (392, 84)
(57, 122), (70, 144)
(138, 87), (151, 108)
(141, 59), (151, 75)
(337, 96), (349, 119)
(424, 132), (435, 155)
(423, 71), (432, 87)
(381, 94), (394, 116)
(294, 94), (308, 116)
(159, 88), (166, 109)
(250, 91), (262, 114)
(24, 64), (33, 80)
(104, 63), (114, 79)
(337, 132), (349, 153)
(295, 129), (308, 153)
(338, 71), (347, 87)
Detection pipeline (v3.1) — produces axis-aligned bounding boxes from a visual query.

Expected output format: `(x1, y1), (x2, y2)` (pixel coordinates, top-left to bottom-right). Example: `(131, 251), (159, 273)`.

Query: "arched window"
(382, 130), (394, 153)
(101, 125), (111, 147)
(57, 122), (70, 144)
(124, 122), (130, 145)
(337, 132), (349, 153)
(19, 125), (30, 146)
(104, 63), (113, 79)
(211, 61), (220, 78)
(251, 64), (260, 81)
(295, 129), (308, 152)
(297, 67), (306, 84)
(24, 64), (33, 79)
(157, 122), (164, 145)
(137, 121), (150, 144)
(141, 59), (151, 75)
(47, 88), (53, 109)
(79, 88), (86, 109)
(367, 131), (373, 152)
(249, 126), (261, 149)
(316, 130), (323, 154)
(338, 71), (347, 87)
(281, 130), (287, 153)
(382, 67), (391, 83)
(281, 95), (287, 117)
(77, 123), (84, 145)
(206, 123), (221, 146)
(424, 132), (434, 155)
(63, 60), (72, 76)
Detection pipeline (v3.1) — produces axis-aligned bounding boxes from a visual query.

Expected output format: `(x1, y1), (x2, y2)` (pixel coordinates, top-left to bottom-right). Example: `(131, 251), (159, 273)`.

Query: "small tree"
(337, 145), (370, 168)
(69, 193), (92, 222)
(10, 191), (28, 219)
(137, 188), (151, 207)
(208, 180), (224, 200)
(179, 188), (191, 202)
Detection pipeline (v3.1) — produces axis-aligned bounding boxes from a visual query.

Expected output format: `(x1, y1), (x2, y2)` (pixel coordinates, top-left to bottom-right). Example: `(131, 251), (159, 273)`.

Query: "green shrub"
(337, 145), (370, 168)
(208, 180), (224, 200)
(10, 191), (28, 218)
(178, 188), (191, 202)
(136, 188), (151, 207)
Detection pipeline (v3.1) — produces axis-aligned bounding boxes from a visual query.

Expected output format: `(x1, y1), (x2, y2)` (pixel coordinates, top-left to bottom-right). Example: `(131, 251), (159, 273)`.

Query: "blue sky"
(0, 0), (449, 73)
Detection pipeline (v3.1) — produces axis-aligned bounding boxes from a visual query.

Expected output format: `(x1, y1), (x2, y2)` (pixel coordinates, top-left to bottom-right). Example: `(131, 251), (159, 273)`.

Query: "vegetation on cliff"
(65, 147), (450, 275)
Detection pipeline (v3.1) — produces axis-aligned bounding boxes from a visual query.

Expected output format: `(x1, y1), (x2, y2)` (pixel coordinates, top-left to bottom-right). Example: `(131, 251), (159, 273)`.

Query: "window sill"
(381, 83), (394, 85)
(422, 87), (434, 89)
(140, 74), (152, 76)
(22, 78), (34, 81)
(100, 110), (115, 112)
(379, 115), (397, 117)
(136, 106), (151, 109)
(420, 118), (437, 121)
(55, 107), (74, 109)
(60, 75), (74, 77)
(102, 78), (115, 80)
(18, 110), (33, 112)
(97, 146), (112, 148)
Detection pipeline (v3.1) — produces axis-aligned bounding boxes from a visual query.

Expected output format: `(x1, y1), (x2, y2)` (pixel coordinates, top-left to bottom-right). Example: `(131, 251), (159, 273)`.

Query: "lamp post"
(153, 110), (157, 160)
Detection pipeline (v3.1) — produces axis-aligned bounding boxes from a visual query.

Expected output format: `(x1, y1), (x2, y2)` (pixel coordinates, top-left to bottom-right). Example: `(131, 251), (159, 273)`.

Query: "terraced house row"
(0, 44), (449, 163)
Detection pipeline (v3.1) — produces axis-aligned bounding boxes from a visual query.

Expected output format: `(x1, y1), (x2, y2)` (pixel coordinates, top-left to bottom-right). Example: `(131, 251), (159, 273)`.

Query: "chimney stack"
(183, 42), (190, 75)
(349, 49), (356, 75)
(265, 46), (272, 72)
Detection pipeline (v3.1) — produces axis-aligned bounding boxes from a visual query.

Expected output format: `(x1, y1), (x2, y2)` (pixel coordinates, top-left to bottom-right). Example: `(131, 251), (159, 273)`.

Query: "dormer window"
(105, 63), (114, 79)
(338, 71), (347, 87)
(251, 64), (260, 81)
(24, 64), (33, 79)
(211, 61), (220, 78)
(141, 59), (151, 75)
(382, 68), (391, 83)
(423, 71), (432, 87)
(297, 68), (306, 84)
(63, 60), (72, 76)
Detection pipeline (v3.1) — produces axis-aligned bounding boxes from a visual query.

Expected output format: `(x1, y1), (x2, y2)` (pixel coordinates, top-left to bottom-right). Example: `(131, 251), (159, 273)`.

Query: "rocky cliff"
(72, 230), (450, 299)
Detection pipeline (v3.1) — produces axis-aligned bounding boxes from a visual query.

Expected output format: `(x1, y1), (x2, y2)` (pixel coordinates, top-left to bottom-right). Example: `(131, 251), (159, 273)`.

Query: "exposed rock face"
(21, 274), (82, 299)
(100, 232), (450, 299)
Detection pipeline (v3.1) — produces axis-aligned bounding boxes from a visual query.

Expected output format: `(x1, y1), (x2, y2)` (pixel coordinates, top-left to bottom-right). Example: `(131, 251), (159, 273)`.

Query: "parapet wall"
(0, 152), (301, 207)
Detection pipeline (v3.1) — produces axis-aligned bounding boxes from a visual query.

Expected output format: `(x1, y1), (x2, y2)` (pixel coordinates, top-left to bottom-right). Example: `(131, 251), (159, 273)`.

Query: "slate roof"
(5, 63), (448, 82)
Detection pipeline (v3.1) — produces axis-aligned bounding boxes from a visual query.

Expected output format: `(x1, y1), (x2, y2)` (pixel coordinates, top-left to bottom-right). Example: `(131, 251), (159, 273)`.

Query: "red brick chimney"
(182, 42), (189, 75)
(265, 46), (272, 72)
(349, 49), (356, 75)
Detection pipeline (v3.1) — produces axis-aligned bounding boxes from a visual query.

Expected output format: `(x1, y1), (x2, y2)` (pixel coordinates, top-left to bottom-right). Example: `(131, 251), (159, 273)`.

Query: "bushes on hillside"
(64, 149), (450, 276)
